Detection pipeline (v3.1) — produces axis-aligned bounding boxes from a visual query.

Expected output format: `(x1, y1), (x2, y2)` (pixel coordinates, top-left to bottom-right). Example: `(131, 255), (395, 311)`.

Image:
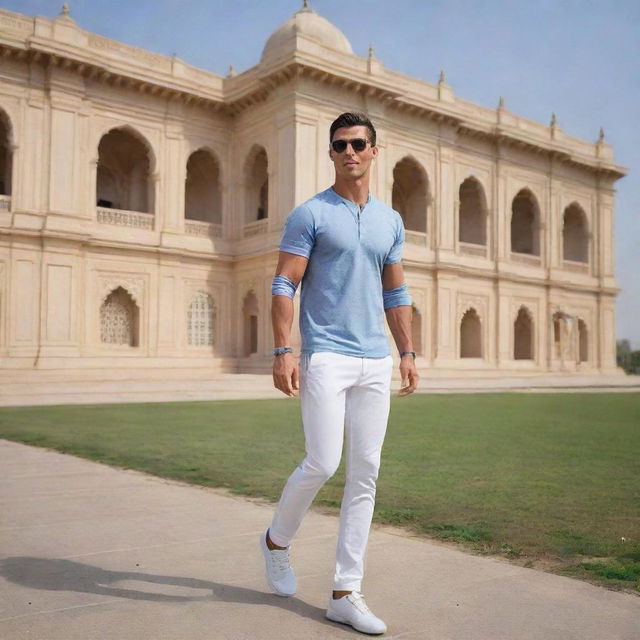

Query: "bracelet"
(400, 351), (416, 359)
(273, 346), (294, 357)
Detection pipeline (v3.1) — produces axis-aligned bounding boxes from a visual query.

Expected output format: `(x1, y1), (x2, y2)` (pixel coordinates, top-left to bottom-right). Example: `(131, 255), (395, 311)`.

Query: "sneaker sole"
(326, 611), (386, 635)
(260, 532), (296, 597)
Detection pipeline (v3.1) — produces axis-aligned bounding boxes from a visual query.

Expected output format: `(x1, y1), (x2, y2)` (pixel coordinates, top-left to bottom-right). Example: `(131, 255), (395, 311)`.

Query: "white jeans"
(269, 351), (393, 591)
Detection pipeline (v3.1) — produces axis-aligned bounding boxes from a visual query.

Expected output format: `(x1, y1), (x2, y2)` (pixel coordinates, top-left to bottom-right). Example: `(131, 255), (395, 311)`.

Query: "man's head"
(329, 112), (376, 147)
(329, 112), (378, 183)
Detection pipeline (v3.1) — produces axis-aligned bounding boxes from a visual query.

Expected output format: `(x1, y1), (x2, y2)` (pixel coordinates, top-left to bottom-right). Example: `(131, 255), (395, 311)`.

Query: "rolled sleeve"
(279, 204), (315, 259)
(384, 217), (405, 265)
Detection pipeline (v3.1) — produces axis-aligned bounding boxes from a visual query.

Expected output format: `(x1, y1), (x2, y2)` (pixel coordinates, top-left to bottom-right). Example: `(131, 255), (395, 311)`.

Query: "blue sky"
(5, 0), (639, 347)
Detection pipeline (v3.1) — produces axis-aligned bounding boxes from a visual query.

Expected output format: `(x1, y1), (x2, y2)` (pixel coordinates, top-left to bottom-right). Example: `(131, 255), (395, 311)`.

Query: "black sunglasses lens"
(332, 139), (368, 153)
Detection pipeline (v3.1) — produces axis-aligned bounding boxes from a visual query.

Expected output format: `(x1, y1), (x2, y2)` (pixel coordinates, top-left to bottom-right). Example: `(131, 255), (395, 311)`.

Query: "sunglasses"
(331, 138), (371, 153)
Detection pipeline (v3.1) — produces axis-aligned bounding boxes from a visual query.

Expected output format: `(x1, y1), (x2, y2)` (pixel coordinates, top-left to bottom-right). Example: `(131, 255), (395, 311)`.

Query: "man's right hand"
(272, 352), (299, 397)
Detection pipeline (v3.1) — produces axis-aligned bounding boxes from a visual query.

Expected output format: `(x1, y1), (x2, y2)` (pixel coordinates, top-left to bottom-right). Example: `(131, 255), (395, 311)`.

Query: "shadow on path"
(1, 557), (345, 631)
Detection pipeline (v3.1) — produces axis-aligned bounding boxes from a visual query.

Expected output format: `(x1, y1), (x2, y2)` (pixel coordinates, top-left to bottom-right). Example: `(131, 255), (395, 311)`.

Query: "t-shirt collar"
(329, 187), (372, 210)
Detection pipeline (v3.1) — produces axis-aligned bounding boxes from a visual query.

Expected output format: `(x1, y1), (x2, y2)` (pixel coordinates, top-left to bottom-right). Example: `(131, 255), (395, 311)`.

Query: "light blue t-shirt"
(279, 187), (405, 357)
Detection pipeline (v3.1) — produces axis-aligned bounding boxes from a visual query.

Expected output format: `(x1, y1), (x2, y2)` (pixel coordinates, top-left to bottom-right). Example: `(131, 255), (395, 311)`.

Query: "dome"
(261, 4), (353, 60)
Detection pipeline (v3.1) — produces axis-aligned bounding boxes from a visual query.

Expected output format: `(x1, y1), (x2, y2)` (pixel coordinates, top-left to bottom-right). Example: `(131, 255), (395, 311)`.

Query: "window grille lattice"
(188, 292), (215, 346)
(100, 290), (134, 345)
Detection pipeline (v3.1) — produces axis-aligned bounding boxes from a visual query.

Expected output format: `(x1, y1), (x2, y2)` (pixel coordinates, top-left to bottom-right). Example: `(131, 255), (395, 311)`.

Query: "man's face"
(329, 125), (378, 181)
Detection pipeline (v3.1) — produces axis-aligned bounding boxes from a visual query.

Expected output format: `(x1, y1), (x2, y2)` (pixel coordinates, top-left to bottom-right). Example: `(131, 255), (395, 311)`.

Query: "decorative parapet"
(0, 8), (225, 110)
(185, 220), (222, 238)
(88, 33), (170, 72)
(0, 10), (32, 37)
(510, 252), (542, 266)
(459, 242), (487, 257)
(243, 219), (269, 238)
(97, 207), (154, 230)
(562, 260), (590, 273)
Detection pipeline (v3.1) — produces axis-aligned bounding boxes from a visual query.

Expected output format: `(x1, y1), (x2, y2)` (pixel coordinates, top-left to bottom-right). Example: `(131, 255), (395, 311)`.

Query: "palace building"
(0, 3), (628, 388)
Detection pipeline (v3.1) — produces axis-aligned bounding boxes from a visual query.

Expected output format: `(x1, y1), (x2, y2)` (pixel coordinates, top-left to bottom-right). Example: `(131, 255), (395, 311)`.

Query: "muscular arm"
(272, 251), (308, 397)
(382, 262), (419, 396)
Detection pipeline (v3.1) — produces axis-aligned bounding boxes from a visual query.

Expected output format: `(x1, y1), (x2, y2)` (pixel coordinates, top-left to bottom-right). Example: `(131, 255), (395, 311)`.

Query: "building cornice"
(0, 7), (628, 181)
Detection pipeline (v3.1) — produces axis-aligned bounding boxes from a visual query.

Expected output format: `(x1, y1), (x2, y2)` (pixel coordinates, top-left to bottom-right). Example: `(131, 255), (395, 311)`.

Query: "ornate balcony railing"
(405, 230), (427, 246)
(459, 241), (487, 257)
(0, 194), (10, 211)
(563, 259), (589, 273)
(510, 252), (541, 266)
(185, 220), (222, 238)
(97, 207), (155, 230)
(243, 219), (268, 238)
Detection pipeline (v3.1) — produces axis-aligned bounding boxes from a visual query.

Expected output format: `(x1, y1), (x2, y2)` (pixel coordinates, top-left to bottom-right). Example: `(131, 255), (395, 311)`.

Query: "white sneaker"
(326, 591), (387, 635)
(260, 530), (296, 596)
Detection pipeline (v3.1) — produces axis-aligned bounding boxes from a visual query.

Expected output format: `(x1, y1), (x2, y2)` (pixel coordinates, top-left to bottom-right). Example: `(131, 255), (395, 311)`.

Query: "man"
(261, 112), (418, 636)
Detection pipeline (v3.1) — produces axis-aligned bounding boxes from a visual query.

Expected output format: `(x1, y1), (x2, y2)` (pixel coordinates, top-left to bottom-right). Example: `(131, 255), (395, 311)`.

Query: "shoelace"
(348, 591), (372, 615)
(269, 548), (291, 575)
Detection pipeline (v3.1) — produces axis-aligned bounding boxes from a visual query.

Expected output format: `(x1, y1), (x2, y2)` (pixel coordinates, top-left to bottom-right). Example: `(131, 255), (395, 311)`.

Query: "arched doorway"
(460, 308), (482, 358)
(458, 177), (487, 245)
(514, 307), (533, 360)
(185, 149), (222, 224)
(243, 291), (259, 356)
(563, 203), (589, 263)
(245, 147), (268, 223)
(511, 189), (540, 256)
(96, 127), (154, 214)
(392, 157), (428, 233)
(0, 108), (12, 198)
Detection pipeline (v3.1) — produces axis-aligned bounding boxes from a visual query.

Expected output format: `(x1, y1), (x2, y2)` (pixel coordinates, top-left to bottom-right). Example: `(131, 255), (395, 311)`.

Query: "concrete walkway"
(1, 440), (638, 640)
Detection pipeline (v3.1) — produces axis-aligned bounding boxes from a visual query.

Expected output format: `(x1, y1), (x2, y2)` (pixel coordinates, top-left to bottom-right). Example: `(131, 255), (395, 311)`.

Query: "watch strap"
(273, 346), (294, 356)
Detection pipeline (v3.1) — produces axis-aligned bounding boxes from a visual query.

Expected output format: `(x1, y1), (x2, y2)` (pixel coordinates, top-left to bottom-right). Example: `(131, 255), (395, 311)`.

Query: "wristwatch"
(400, 351), (416, 359)
(273, 346), (294, 356)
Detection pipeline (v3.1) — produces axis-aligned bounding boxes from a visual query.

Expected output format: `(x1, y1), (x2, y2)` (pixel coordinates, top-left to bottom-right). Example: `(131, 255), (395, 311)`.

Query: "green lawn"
(1, 393), (639, 592)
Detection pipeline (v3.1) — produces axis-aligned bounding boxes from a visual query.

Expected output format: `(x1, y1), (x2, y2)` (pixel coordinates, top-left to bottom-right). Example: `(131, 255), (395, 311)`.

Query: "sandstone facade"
(0, 5), (627, 382)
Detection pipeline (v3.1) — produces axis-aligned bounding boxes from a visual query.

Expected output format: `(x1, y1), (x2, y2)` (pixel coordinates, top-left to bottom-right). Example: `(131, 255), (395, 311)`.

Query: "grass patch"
(428, 523), (493, 544)
(1, 392), (639, 592)
(580, 561), (640, 582)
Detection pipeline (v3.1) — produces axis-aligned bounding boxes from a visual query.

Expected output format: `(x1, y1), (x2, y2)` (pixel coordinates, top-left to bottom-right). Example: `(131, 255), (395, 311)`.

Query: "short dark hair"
(329, 112), (377, 146)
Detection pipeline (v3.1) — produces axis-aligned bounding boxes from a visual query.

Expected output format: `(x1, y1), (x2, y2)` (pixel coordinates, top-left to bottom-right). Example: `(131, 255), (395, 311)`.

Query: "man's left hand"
(398, 355), (419, 396)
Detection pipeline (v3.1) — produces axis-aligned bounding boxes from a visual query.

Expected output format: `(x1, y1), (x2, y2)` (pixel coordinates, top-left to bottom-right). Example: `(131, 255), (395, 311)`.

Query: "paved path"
(1, 440), (638, 640)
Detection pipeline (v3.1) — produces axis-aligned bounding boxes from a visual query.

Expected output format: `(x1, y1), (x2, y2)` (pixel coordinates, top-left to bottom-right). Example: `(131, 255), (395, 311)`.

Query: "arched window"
(243, 291), (259, 356)
(187, 291), (215, 347)
(96, 128), (154, 213)
(578, 319), (588, 363)
(460, 308), (482, 358)
(245, 147), (268, 223)
(185, 149), (221, 224)
(514, 307), (533, 360)
(392, 157), (428, 233)
(0, 109), (12, 197)
(412, 304), (423, 357)
(100, 287), (139, 347)
(511, 189), (540, 256)
(458, 177), (487, 245)
(563, 203), (589, 263)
